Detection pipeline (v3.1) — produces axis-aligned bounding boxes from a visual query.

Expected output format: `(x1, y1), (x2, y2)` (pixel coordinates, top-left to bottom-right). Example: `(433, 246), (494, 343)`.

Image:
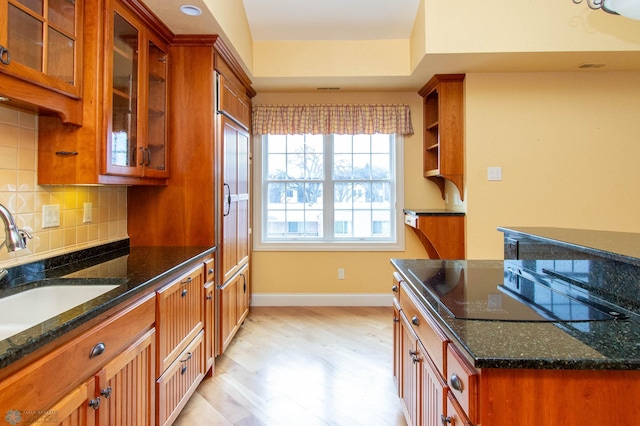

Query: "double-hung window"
(254, 133), (404, 251)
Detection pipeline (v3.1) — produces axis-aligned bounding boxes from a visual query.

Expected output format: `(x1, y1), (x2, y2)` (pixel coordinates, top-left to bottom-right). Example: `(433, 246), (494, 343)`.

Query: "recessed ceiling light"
(180, 5), (202, 16)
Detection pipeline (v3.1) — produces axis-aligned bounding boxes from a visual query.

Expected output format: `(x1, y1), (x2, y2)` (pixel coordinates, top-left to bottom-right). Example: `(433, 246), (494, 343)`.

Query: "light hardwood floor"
(174, 306), (408, 426)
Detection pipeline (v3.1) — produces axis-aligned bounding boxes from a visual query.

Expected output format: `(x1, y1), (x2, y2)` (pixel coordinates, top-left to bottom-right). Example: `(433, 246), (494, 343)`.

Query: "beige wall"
(252, 91), (440, 295)
(465, 71), (640, 259)
(0, 106), (128, 269)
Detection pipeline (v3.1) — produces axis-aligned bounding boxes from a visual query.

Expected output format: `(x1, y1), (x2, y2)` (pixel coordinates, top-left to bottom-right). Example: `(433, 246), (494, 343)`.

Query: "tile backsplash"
(0, 105), (128, 268)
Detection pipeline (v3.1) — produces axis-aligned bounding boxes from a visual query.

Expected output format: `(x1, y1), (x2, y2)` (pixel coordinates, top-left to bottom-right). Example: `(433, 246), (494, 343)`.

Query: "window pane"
(262, 133), (396, 245)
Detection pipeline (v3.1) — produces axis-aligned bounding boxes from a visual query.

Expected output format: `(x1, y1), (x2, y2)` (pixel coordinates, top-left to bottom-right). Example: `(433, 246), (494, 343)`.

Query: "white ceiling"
(242, 0), (420, 41)
(142, 0), (640, 92)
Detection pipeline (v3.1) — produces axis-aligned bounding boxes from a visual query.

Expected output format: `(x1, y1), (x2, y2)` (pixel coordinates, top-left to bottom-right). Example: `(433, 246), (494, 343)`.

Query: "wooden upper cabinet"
(418, 74), (465, 200)
(215, 48), (253, 129)
(37, 0), (172, 185)
(105, 1), (169, 180)
(0, 0), (83, 124)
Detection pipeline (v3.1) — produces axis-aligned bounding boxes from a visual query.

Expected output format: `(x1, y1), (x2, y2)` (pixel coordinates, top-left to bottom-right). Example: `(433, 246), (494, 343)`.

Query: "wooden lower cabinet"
(0, 294), (156, 425)
(46, 377), (98, 426)
(155, 263), (207, 425)
(97, 329), (156, 425)
(218, 263), (249, 354)
(156, 331), (205, 426)
(394, 272), (640, 426)
(400, 310), (448, 426)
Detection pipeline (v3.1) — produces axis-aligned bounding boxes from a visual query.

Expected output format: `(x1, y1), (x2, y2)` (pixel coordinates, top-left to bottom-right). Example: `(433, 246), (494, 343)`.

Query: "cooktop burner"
(407, 261), (624, 322)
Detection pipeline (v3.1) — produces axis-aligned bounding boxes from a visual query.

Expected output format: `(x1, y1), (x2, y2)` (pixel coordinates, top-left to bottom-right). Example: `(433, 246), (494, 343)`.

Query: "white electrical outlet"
(83, 202), (93, 223)
(42, 204), (60, 228)
(338, 268), (345, 280)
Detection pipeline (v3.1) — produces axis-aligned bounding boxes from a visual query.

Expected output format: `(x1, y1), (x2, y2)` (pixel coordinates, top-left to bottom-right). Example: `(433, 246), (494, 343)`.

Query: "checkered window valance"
(252, 104), (414, 136)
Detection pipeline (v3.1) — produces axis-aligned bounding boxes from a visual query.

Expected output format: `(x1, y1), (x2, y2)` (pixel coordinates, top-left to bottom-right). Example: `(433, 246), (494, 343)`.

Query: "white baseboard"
(250, 293), (393, 307)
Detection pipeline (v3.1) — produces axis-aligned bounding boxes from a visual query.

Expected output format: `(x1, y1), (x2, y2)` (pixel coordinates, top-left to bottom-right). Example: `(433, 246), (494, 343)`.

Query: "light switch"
(488, 167), (502, 181)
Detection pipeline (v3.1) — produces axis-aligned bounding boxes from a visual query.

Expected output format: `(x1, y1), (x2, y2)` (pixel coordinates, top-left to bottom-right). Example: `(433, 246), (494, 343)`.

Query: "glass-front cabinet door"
(107, 8), (141, 176)
(144, 38), (167, 178)
(0, 0), (81, 97)
(105, 1), (168, 180)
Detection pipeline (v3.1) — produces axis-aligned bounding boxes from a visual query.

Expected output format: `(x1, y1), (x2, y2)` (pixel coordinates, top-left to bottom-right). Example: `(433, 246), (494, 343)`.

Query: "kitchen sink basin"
(0, 280), (123, 341)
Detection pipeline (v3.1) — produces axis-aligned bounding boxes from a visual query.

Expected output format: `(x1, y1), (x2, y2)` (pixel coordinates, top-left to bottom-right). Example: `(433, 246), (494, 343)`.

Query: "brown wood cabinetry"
(204, 257), (215, 373)
(393, 273), (477, 426)
(155, 263), (205, 426)
(404, 212), (465, 259)
(394, 270), (640, 425)
(219, 263), (250, 354)
(0, 294), (156, 425)
(418, 74), (465, 200)
(37, 0), (172, 185)
(127, 36), (255, 358)
(0, 0), (83, 124)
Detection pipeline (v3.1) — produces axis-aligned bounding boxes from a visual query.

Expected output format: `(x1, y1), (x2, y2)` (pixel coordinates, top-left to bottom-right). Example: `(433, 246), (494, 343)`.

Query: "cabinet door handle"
(181, 288), (188, 297)
(89, 342), (106, 358)
(88, 397), (101, 410)
(440, 414), (452, 424)
(411, 315), (420, 326)
(206, 294), (213, 300)
(223, 183), (231, 216)
(101, 387), (112, 399)
(139, 147), (146, 165)
(393, 316), (399, 323)
(0, 46), (10, 65)
(208, 268), (214, 274)
(145, 148), (151, 166)
(450, 373), (464, 392)
(392, 285), (398, 292)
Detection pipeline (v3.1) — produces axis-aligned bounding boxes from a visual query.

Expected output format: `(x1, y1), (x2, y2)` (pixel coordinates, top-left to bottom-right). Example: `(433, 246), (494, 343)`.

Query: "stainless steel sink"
(0, 279), (125, 341)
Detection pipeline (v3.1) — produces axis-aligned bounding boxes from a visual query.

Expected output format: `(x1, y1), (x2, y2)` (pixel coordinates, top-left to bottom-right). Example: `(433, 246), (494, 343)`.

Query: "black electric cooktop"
(407, 261), (625, 322)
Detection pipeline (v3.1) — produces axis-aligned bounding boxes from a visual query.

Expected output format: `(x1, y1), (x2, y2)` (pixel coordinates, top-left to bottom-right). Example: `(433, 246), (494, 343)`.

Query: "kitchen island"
(392, 227), (640, 426)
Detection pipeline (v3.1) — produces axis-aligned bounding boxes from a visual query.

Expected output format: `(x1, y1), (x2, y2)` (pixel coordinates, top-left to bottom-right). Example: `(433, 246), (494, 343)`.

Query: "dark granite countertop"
(499, 227), (640, 266)
(403, 209), (465, 216)
(0, 241), (214, 370)
(391, 258), (640, 370)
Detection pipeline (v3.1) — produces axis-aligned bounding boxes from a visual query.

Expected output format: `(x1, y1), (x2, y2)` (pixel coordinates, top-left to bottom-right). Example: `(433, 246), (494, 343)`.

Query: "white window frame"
(253, 134), (405, 252)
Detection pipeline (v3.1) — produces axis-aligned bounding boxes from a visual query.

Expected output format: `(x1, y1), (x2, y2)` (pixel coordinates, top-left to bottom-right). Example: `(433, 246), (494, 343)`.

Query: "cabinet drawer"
(156, 330), (205, 426)
(156, 264), (204, 375)
(399, 282), (449, 375)
(204, 257), (215, 283)
(392, 272), (402, 301)
(446, 344), (478, 423)
(0, 294), (155, 415)
(445, 394), (474, 426)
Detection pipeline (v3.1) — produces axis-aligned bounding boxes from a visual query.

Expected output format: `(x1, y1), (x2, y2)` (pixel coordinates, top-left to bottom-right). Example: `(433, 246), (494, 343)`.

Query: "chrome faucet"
(0, 203), (33, 280)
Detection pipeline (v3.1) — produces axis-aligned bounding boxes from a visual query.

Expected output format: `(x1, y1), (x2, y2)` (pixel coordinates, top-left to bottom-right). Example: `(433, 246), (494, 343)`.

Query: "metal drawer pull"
(89, 342), (106, 358)
(181, 288), (188, 297)
(88, 397), (100, 410)
(450, 373), (464, 392)
(55, 151), (79, 156)
(392, 284), (398, 292)
(208, 268), (214, 274)
(180, 352), (193, 363)
(206, 294), (213, 300)
(441, 414), (452, 424)
(0, 46), (10, 65)
(411, 315), (420, 326)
